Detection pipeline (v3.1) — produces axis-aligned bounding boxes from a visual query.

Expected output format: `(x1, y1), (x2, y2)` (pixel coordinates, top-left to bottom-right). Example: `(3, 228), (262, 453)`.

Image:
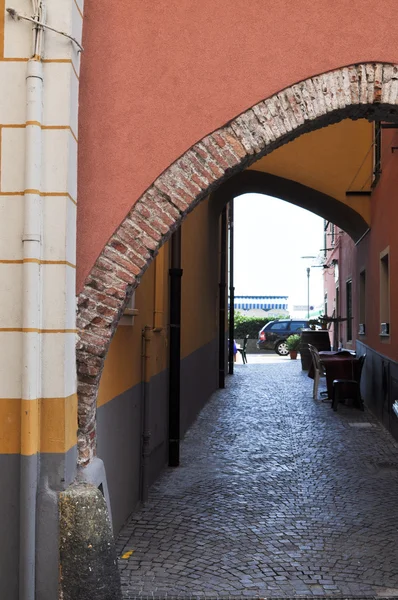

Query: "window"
(324, 293), (328, 318)
(290, 321), (307, 332)
(270, 322), (288, 330)
(331, 224), (335, 246)
(380, 249), (390, 334)
(335, 285), (340, 347)
(324, 220), (328, 258)
(122, 290), (138, 325)
(359, 270), (366, 332)
(346, 280), (352, 342)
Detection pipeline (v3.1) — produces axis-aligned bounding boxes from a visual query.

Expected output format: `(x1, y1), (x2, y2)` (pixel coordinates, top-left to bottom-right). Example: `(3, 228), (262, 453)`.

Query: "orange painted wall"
(97, 194), (220, 406)
(251, 120), (373, 223)
(77, 1), (398, 292)
(97, 257), (158, 407)
(181, 196), (219, 359)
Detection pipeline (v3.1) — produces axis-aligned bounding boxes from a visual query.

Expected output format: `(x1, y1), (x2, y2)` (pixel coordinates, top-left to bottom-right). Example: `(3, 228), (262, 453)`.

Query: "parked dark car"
(257, 319), (309, 355)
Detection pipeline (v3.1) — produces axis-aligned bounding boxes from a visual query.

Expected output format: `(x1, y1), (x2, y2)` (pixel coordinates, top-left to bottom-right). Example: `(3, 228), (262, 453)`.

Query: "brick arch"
(76, 62), (398, 465)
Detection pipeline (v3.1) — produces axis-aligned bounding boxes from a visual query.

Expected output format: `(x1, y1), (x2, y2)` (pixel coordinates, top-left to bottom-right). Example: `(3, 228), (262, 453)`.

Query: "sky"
(233, 193), (325, 315)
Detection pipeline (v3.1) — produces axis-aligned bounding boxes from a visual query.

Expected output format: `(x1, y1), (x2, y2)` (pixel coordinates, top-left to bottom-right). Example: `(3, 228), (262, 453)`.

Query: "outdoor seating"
(237, 335), (249, 364)
(308, 343), (327, 400)
(332, 354), (366, 412)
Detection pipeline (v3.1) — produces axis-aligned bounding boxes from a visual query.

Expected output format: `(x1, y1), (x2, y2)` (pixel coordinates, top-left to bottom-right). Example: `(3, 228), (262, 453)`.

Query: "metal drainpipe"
(218, 207), (227, 388)
(168, 229), (182, 467)
(20, 53), (44, 600)
(228, 199), (235, 375)
(140, 326), (152, 502)
(20, 3), (45, 594)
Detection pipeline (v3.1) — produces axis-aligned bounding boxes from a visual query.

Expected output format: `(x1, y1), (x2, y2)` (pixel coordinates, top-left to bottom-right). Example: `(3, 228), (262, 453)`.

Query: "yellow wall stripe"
(0, 59), (79, 80)
(73, 0), (84, 20)
(0, 394), (77, 455)
(43, 125), (78, 143)
(42, 58), (79, 80)
(21, 398), (39, 456)
(40, 393), (78, 454)
(0, 191), (77, 204)
(0, 328), (77, 333)
(0, 58), (28, 62)
(0, 399), (20, 453)
(2, 124), (78, 142)
(41, 192), (77, 205)
(0, 259), (76, 268)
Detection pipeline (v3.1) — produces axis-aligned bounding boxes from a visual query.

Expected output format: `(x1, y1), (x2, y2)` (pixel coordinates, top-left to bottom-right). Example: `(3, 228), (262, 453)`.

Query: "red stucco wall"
(356, 129), (398, 361)
(77, 1), (398, 291)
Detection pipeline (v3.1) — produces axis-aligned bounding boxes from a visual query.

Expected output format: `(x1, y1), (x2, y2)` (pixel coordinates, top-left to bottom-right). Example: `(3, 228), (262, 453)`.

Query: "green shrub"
(286, 334), (301, 351)
(232, 312), (289, 339)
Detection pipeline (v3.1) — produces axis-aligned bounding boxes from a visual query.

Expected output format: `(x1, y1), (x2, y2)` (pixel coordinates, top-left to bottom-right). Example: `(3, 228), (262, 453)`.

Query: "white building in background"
(232, 296), (289, 318)
(233, 295), (289, 311)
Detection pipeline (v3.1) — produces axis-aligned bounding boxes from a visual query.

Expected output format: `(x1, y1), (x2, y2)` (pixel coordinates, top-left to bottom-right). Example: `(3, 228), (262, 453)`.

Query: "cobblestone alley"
(117, 355), (398, 598)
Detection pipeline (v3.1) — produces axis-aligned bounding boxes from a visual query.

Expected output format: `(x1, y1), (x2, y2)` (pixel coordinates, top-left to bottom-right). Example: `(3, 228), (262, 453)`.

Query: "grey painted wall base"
(36, 446), (78, 600)
(97, 337), (219, 537)
(180, 338), (219, 436)
(0, 454), (20, 599)
(97, 368), (169, 534)
(97, 384), (144, 534)
(0, 446), (78, 600)
(357, 341), (398, 440)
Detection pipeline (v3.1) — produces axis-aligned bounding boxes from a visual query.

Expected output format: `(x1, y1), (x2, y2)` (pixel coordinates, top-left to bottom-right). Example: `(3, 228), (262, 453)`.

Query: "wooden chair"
(332, 354), (366, 412)
(308, 343), (327, 400)
(237, 335), (249, 364)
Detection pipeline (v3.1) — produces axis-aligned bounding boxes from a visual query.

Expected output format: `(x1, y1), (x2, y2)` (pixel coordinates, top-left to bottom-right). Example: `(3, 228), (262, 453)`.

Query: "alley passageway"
(117, 356), (398, 598)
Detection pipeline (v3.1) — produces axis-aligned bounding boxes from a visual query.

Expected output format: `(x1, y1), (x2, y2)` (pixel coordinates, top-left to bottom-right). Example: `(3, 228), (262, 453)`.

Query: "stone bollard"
(59, 483), (122, 600)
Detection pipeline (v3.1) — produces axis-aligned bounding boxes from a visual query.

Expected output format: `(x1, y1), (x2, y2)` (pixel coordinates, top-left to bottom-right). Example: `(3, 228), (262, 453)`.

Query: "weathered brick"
(110, 238), (128, 254)
(129, 215), (163, 242)
(103, 246), (142, 276)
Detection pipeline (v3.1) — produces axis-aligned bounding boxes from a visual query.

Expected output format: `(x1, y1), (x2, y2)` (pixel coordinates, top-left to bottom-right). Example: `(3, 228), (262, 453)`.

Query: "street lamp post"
(307, 267), (310, 318)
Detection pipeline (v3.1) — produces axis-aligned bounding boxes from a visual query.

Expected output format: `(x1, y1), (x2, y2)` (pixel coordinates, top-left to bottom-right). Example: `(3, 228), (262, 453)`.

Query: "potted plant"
(286, 334), (301, 359)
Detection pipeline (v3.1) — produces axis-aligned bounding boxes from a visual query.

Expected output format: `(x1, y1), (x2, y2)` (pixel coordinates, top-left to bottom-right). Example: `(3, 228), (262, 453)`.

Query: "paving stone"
(118, 355), (398, 597)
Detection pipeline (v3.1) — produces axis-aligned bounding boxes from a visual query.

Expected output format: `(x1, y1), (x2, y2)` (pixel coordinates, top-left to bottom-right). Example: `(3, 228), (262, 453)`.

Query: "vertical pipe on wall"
(168, 229), (183, 467)
(218, 207), (227, 388)
(20, 13), (45, 597)
(228, 200), (235, 375)
(140, 326), (152, 502)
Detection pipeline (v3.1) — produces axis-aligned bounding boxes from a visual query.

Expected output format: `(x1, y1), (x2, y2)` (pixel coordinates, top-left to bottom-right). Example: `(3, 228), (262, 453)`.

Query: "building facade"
(2, 1), (398, 598)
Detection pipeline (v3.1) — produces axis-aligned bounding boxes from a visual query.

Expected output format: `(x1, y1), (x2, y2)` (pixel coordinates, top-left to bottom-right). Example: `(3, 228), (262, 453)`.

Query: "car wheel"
(276, 340), (289, 356)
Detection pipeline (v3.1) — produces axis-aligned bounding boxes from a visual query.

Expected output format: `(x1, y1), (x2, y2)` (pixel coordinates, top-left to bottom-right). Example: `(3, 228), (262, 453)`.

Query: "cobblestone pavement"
(117, 355), (398, 598)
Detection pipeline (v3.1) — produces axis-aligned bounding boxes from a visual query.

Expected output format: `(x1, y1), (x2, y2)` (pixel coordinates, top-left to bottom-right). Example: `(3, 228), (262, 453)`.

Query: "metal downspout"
(140, 326), (152, 502)
(20, 20), (44, 600)
(228, 200), (235, 375)
(218, 207), (227, 388)
(168, 229), (182, 467)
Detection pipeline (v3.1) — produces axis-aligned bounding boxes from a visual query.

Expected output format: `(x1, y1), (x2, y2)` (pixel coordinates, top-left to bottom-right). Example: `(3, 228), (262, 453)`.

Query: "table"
(319, 351), (360, 399)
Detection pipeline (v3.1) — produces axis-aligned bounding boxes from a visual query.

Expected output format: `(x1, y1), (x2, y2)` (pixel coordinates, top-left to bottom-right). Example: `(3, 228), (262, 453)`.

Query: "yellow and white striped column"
(0, 1), (83, 598)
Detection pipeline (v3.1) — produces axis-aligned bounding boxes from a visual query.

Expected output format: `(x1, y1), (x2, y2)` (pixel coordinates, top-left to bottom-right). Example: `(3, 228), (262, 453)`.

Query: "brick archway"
(76, 62), (398, 465)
